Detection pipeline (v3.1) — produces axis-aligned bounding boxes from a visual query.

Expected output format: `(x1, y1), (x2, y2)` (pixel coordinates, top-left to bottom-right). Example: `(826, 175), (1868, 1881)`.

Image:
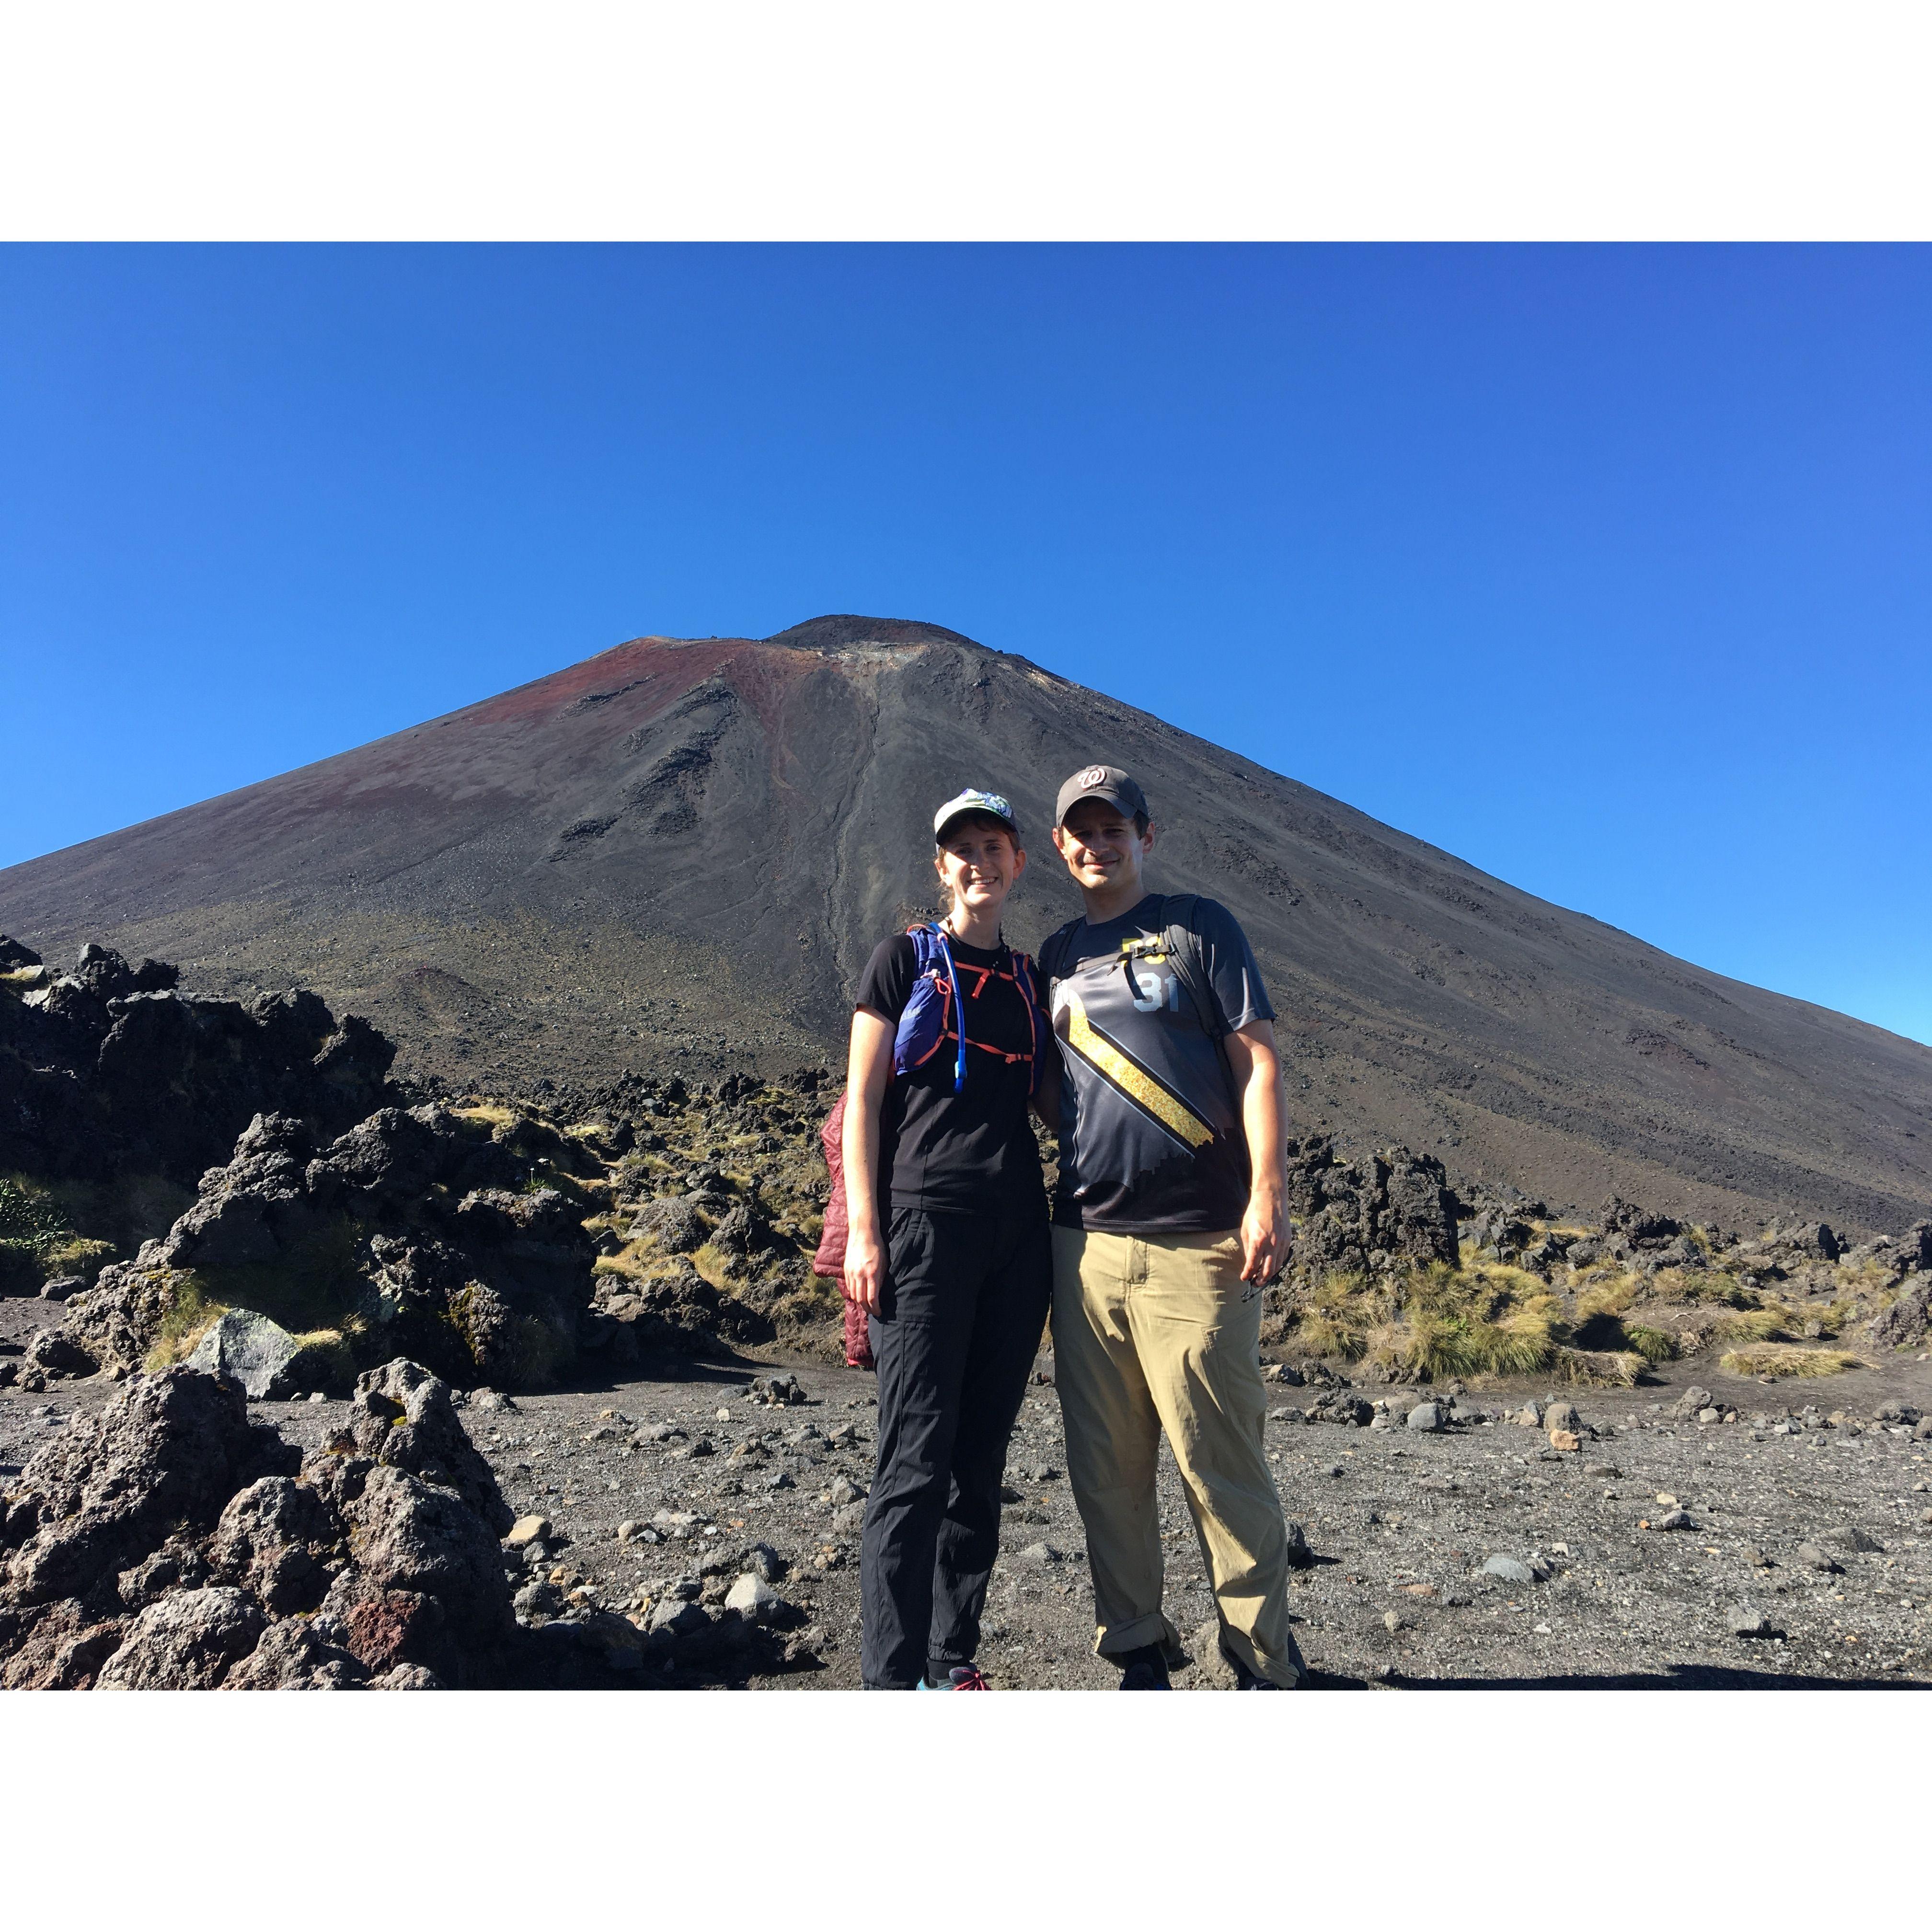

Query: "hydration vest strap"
(923, 923), (968, 1094)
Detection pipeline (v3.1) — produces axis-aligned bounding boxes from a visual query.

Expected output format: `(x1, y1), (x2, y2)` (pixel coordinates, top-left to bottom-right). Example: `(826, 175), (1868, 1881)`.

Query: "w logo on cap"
(1078, 766), (1108, 789)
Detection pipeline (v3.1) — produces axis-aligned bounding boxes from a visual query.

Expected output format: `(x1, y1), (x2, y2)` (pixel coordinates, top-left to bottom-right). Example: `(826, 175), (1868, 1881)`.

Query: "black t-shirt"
(1042, 893), (1273, 1234)
(855, 932), (1047, 1219)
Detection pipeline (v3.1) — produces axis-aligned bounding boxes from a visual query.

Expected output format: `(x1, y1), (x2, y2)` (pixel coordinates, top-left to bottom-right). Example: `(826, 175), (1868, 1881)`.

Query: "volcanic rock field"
(2, 933), (1927, 1690)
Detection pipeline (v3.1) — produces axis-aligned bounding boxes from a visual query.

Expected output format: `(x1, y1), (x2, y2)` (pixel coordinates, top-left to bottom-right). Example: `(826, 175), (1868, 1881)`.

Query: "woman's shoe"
(920, 1665), (990, 1689)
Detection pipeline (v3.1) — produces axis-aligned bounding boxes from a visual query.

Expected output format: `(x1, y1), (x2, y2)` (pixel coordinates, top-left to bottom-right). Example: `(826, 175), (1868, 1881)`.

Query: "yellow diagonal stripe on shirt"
(1060, 991), (1214, 1150)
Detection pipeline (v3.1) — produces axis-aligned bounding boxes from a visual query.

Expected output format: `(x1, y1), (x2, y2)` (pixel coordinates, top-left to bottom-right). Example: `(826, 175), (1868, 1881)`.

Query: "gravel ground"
(4, 1295), (1926, 1690)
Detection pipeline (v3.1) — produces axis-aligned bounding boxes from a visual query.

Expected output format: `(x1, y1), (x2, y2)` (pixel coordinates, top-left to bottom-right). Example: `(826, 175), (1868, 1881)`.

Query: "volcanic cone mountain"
(4, 615), (1929, 1230)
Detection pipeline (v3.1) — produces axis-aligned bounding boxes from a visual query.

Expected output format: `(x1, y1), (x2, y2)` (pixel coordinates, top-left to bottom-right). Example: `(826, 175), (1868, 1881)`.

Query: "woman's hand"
(844, 1222), (887, 1311)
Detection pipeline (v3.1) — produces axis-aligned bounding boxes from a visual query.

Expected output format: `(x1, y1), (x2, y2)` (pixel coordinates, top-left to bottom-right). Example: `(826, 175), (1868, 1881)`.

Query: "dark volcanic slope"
(4, 616), (1930, 1231)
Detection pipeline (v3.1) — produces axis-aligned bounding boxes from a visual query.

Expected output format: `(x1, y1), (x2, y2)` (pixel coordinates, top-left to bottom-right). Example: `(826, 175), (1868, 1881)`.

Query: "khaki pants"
(1050, 1225), (1299, 1687)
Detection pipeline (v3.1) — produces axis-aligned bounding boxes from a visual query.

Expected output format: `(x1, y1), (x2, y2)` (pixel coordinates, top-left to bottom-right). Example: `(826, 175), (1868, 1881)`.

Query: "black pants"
(860, 1204), (1052, 1690)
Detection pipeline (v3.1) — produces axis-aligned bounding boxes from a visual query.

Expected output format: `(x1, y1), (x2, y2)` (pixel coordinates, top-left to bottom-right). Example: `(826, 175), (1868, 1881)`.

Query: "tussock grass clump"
(145, 1275), (226, 1371)
(1573, 1275), (1642, 1320)
(1622, 1323), (1679, 1364)
(3, 1168), (189, 1292)
(1705, 1307), (1793, 1346)
(1720, 1344), (1863, 1379)
(44, 1236), (116, 1277)
(1833, 1255), (1901, 1295)
(1812, 1299), (1857, 1339)
(0, 1173), (74, 1290)
(1294, 1271), (1390, 1362)
(1663, 1269), (1762, 1308)
(1569, 1273), (1681, 1366)
(1287, 1260), (1564, 1380)
(1553, 1346), (1644, 1387)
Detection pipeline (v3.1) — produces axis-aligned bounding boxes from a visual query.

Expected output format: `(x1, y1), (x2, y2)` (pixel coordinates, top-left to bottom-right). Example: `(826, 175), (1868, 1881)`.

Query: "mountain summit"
(3, 617), (1928, 1230)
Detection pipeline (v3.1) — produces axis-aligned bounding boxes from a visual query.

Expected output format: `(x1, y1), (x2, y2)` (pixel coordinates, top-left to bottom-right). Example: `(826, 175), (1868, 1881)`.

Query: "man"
(1039, 764), (1302, 1690)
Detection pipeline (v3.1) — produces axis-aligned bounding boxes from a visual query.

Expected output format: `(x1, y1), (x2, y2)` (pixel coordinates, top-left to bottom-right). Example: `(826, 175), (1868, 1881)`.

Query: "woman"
(844, 787), (1057, 1690)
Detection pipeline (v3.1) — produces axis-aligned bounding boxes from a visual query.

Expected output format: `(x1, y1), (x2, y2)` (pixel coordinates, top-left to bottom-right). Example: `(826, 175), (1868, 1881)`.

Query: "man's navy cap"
(1054, 764), (1148, 828)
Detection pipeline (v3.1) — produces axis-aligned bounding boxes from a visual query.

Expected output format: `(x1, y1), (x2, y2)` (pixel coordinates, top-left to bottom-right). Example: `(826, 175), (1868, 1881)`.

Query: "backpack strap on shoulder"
(1008, 947), (1048, 1094)
(923, 922), (967, 1093)
(1142, 893), (1224, 1044)
(1150, 893), (1241, 1107)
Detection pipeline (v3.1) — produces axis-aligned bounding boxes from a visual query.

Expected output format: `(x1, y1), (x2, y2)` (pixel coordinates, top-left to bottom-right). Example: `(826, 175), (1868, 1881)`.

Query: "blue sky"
(2, 244), (1927, 1045)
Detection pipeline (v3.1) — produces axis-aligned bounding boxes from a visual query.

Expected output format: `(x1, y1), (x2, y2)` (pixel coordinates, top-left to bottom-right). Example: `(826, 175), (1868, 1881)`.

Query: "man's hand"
(1240, 1190), (1288, 1285)
(1224, 1020), (1287, 1284)
(844, 1224), (886, 1312)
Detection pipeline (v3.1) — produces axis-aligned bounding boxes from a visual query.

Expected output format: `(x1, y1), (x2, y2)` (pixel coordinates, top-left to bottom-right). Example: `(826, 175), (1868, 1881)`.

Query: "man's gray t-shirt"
(1041, 893), (1274, 1234)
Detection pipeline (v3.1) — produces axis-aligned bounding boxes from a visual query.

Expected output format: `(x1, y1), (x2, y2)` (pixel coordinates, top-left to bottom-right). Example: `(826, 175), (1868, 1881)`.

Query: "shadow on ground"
(1383, 1665), (1926, 1690)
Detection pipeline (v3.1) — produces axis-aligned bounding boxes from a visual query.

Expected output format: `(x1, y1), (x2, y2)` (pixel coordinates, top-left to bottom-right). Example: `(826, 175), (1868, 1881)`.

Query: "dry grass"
(43, 1236), (116, 1276)
(1621, 1323), (1679, 1364)
(1552, 1346), (1644, 1387)
(1568, 1273), (1680, 1367)
(1573, 1274), (1642, 1320)
(144, 1275), (225, 1371)
(1705, 1307), (1794, 1345)
(1293, 1271), (1388, 1362)
(1278, 1248), (1863, 1387)
(1719, 1344), (1863, 1379)
(1664, 1269), (1762, 1308)
(1288, 1261), (1565, 1381)
(1833, 1256), (1901, 1295)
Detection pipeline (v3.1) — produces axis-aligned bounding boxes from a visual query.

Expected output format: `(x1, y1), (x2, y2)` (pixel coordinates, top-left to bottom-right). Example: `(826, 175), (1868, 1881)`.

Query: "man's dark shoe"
(1228, 1629), (1306, 1690)
(1115, 1643), (1172, 1690)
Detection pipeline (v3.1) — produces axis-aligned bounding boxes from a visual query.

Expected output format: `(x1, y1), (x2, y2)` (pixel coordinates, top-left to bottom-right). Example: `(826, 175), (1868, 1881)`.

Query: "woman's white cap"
(932, 788), (1020, 844)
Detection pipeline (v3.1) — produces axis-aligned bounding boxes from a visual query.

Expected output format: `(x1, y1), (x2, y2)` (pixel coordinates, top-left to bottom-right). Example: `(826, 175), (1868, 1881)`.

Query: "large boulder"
(335, 1359), (514, 1537)
(24, 1327), (98, 1380)
(52, 1095), (599, 1391)
(1869, 1279), (1931, 1353)
(338, 1466), (509, 1642)
(1601, 1197), (1682, 1245)
(633, 1196), (705, 1254)
(187, 1309), (303, 1399)
(1775, 1220), (1844, 1263)
(1282, 1138), (1460, 1279)
(158, 1113), (320, 1273)
(0, 1598), (127, 1690)
(220, 1615), (369, 1690)
(0, 1367), (294, 1606)
(208, 1476), (342, 1614)
(96, 1586), (265, 1690)
(0, 1355), (521, 1691)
